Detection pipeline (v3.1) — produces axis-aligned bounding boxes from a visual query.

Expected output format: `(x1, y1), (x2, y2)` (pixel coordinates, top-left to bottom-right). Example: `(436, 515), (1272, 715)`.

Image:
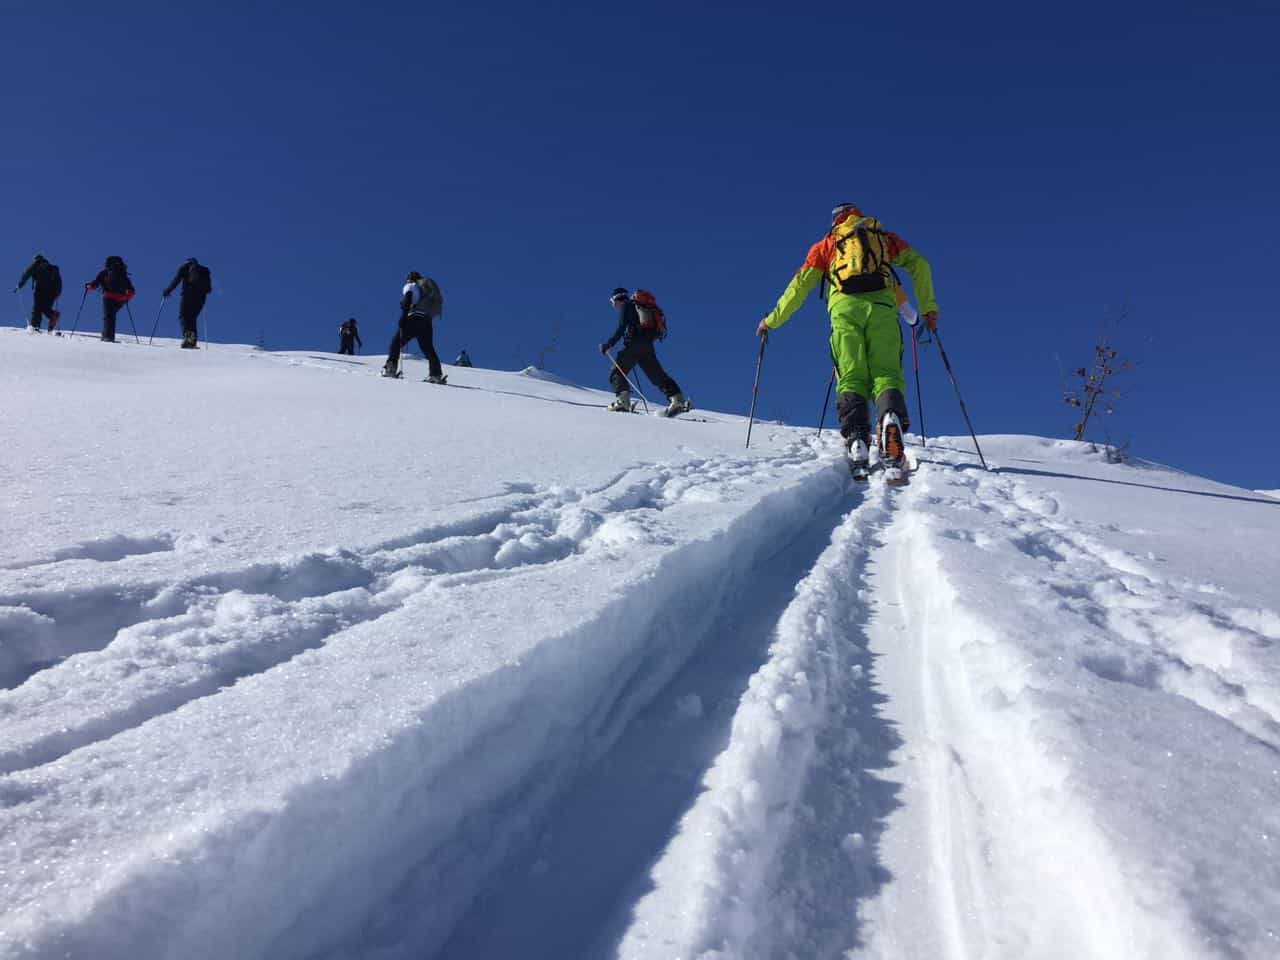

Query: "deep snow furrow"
(433, 475), (869, 960)
(0, 450), (848, 960)
(0, 450), (817, 775)
(615, 482), (897, 960)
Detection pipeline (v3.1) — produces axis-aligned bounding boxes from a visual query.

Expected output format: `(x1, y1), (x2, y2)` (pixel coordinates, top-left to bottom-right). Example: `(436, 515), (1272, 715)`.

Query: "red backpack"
(633, 289), (667, 339)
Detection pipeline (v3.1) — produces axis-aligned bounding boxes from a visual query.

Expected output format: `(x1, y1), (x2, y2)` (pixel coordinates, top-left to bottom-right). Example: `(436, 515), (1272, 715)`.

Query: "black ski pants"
(29, 293), (58, 330)
(610, 338), (680, 398)
(179, 292), (206, 339)
(387, 313), (442, 378)
(339, 335), (357, 355)
(101, 299), (124, 341)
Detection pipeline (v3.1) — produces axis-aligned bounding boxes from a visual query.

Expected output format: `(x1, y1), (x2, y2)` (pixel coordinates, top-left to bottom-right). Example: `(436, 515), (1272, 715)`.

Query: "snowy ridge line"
(617, 483), (894, 959)
(267, 350), (737, 422)
(0, 450), (849, 960)
(885, 456), (1270, 956)
(0, 450), (817, 776)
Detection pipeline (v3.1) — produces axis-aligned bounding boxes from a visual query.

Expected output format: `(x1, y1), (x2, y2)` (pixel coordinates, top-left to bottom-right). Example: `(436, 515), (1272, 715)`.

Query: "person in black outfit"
(600, 287), (689, 415)
(454, 349), (472, 367)
(85, 256), (135, 342)
(338, 318), (362, 355)
(15, 254), (62, 332)
(162, 258), (212, 348)
(383, 271), (445, 381)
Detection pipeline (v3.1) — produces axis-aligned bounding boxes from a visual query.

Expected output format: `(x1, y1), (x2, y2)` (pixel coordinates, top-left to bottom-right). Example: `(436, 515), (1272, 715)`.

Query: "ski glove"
(599, 342), (610, 355)
(756, 318), (770, 338)
(921, 311), (938, 332)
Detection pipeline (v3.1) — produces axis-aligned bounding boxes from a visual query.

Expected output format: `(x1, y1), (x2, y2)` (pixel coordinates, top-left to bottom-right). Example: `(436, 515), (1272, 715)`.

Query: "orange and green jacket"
(762, 223), (937, 331)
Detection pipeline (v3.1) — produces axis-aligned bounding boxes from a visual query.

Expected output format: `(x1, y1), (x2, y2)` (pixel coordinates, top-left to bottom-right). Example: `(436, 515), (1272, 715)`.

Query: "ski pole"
(911, 324), (926, 447)
(933, 329), (987, 470)
(69, 288), (88, 339)
(149, 298), (167, 345)
(745, 332), (768, 449)
(816, 367), (835, 438)
(605, 350), (650, 414)
(124, 301), (141, 344)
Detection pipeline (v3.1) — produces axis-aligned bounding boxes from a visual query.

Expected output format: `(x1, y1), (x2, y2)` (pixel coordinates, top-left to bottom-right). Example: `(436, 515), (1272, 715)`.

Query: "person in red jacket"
(85, 255), (135, 343)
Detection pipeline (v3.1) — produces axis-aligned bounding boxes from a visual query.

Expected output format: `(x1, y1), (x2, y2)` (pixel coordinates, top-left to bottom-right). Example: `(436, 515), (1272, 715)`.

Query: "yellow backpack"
(829, 216), (891, 294)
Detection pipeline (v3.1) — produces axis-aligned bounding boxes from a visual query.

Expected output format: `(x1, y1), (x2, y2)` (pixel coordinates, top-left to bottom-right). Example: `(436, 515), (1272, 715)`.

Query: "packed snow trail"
(611, 439), (1278, 960)
(3, 332), (1280, 959)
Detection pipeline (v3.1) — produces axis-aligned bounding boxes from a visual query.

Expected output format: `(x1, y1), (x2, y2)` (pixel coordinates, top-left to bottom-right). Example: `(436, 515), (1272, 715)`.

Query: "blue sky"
(3, 2), (1277, 488)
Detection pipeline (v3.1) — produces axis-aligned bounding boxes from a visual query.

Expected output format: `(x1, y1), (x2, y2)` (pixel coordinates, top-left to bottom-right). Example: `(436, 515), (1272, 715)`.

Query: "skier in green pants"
(757, 202), (939, 480)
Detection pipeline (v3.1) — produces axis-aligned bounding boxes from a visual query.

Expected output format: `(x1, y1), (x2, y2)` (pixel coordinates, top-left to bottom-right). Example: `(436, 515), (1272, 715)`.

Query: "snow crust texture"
(2, 331), (1278, 959)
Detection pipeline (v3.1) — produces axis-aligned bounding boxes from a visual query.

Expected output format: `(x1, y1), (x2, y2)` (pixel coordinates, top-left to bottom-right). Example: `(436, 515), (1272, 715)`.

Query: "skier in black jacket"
(338, 318), (362, 355)
(162, 258), (212, 348)
(85, 256), (135, 342)
(15, 254), (63, 332)
(600, 287), (689, 415)
(383, 272), (445, 382)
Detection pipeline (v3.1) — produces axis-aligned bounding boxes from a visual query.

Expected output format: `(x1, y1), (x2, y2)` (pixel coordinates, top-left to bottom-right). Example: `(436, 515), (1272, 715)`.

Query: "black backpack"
(186, 261), (212, 295)
(104, 257), (130, 294)
(36, 260), (62, 297)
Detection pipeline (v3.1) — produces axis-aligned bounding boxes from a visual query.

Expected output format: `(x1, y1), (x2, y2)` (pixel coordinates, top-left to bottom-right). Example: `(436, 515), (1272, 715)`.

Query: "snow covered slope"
(2, 329), (1278, 960)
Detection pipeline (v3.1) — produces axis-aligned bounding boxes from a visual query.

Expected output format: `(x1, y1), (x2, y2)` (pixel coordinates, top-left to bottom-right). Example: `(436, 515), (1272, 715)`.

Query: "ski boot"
(664, 393), (692, 418)
(847, 438), (871, 481)
(878, 412), (909, 486)
(48, 310), (60, 333)
(181, 331), (198, 349)
(424, 372), (448, 385)
(381, 361), (402, 379)
(608, 391), (633, 412)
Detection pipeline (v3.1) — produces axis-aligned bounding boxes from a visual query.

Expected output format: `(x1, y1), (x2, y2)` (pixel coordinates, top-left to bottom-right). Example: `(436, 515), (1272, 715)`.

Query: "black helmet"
(406, 270), (423, 283)
(610, 287), (629, 304)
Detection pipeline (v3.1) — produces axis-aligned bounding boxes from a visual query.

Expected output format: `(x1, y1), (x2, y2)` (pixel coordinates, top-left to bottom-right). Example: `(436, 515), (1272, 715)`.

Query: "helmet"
(610, 287), (629, 304)
(406, 270), (423, 283)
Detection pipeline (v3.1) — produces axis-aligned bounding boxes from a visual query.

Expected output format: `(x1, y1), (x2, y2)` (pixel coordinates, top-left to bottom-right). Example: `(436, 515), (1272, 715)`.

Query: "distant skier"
(600, 287), (689, 416)
(338, 318), (362, 355)
(454, 349), (472, 367)
(15, 254), (62, 332)
(162, 258), (212, 349)
(383, 271), (445, 382)
(757, 203), (938, 481)
(85, 256), (135, 343)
